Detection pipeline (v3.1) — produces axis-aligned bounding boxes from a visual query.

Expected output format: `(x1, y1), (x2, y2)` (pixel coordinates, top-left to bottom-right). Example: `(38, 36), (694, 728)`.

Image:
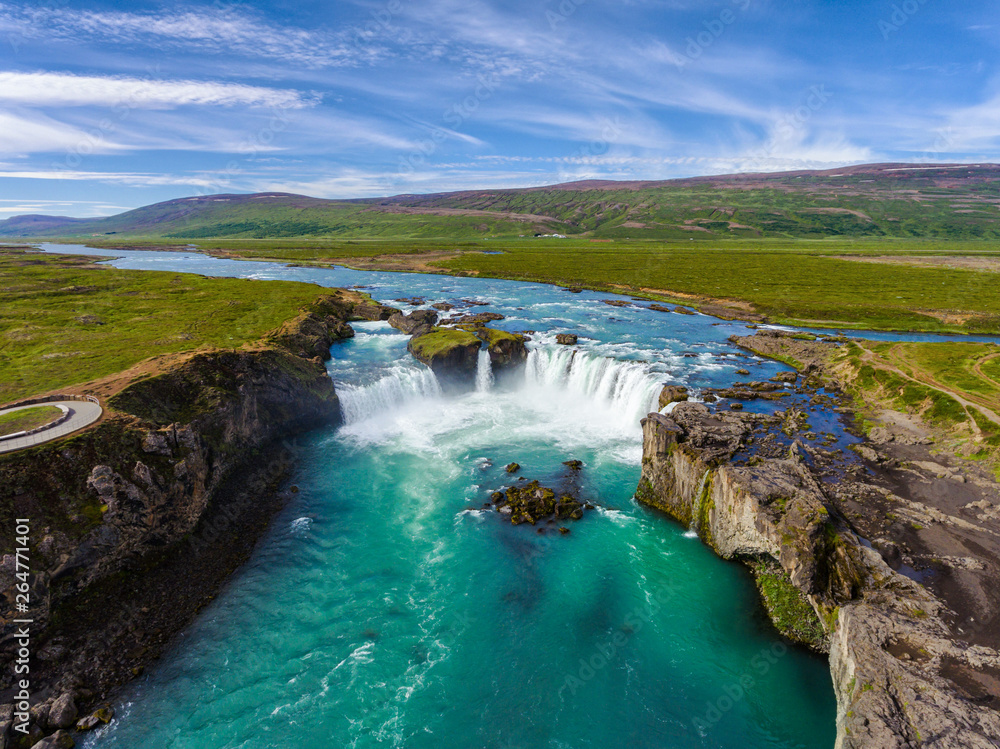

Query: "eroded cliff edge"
(0, 290), (395, 746)
(637, 403), (1000, 748)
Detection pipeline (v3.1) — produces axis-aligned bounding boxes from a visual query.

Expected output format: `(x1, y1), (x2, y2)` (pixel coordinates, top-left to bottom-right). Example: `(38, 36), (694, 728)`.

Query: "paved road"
(0, 401), (103, 454)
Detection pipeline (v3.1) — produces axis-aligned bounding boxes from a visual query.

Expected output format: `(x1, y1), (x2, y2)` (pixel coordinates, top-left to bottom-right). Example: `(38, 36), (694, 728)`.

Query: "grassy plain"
(0, 249), (331, 403)
(111, 235), (1000, 335)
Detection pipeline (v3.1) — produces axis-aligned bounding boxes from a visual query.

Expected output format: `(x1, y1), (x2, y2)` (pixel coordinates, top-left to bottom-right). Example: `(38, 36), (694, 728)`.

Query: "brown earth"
(835, 255), (1000, 273)
(735, 331), (1000, 708)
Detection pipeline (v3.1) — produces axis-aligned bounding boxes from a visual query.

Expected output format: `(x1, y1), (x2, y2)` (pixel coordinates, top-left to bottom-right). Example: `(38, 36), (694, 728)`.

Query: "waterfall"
(338, 366), (442, 425)
(475, 348), (494, 392)
(523, 347), (663, 425)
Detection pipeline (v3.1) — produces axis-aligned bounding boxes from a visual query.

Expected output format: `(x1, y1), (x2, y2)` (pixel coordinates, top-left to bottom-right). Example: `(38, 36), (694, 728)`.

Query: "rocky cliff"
(638, 403), (1000, 749)
(0, 290), (394, 747)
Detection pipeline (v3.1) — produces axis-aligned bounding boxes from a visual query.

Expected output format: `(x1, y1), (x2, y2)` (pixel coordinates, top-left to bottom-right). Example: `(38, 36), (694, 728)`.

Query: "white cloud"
(0, 72), (316, 109)
(0, 4), (386, 68)
(0, 199), (129, 216)
(0, 111), (131, 154)
(941, 90), (1000, 150)
(0, 169), (226, 188)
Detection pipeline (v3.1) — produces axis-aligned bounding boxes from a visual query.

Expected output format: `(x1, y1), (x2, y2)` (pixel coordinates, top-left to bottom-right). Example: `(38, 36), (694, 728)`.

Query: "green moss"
(408, 327), (481, 359)
(751, 558), (827, 650)
(478, 327), (525, 346)
(696, 474), (715, 546)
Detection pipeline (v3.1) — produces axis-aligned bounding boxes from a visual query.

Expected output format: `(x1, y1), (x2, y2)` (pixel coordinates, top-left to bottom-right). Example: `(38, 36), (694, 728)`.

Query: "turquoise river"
(34, 244), (859, 749)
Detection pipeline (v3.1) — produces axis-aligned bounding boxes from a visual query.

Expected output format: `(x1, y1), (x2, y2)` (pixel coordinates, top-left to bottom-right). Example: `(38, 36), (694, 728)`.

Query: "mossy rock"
(751, 558), (827, 651)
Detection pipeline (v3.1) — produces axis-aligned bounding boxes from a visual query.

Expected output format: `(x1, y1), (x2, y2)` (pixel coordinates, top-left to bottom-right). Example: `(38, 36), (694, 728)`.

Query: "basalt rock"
(477, 329), (528, 375)
(0, 294), (358, 740)
(489, 480), (586, 526)
(555, 333), (578, 345)
(636, 402), (1000, 749)
(388, 309), (439, 336)
(657, 385), (689, 410)
(268, 292), (395, 358)
(407, 327), (482, 390)
(442, 312), (505, 325)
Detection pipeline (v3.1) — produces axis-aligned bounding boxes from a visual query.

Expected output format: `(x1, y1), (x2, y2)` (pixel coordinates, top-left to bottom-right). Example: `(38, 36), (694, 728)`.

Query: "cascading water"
(475, 348), (494, 392)
(524, 346), (664, 426)
(337, 365), (441, 425)
(65, 245), (837, 749)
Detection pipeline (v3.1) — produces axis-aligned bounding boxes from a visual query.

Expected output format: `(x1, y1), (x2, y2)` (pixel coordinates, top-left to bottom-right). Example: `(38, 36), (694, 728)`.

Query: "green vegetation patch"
(438, 243), (1000, 333)
(0, 249), (330, 402)
(477, 327), (526, 346)
(0, 405), (63, 435)
(751, 558), (826, 650)
(408, 327), (481, 359)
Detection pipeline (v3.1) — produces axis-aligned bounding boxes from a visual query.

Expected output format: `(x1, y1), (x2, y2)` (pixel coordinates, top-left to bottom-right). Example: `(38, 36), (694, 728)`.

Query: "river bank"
(636, 330), (1000, 747)
(19, 242), (990, 747)
(0, 290), (397, 747)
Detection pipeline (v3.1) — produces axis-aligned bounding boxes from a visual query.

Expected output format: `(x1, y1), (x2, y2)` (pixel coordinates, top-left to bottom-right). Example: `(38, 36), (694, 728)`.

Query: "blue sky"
(0, 0), (998, 216)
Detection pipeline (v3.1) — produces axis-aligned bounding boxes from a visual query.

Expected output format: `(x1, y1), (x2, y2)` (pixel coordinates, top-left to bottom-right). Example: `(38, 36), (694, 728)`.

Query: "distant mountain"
(0, 214), (90, 235)
(3, 163), (999, 241)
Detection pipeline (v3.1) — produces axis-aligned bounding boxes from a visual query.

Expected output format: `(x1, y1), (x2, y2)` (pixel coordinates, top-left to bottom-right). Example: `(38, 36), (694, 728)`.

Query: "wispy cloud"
(0, 71), (316, 109)
(0, 169), (227, 187)
(0, 3), (388, 68)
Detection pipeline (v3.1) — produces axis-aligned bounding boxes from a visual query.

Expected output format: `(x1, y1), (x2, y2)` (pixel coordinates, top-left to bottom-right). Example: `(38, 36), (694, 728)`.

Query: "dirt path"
(854, 342), (1000, 429)
(972, 351), (1000, 390)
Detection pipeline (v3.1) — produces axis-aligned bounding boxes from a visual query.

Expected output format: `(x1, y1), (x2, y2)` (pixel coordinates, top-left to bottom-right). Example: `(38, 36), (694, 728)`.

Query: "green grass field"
(37, 235), (1000, 334)
(434, 240), (1000, 333)
(0, 405), (63, 435)
(0, 249), (330, 402)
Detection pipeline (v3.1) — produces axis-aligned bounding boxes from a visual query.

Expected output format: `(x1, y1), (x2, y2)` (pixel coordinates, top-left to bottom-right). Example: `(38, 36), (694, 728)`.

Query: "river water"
(33, 244), (849, 748)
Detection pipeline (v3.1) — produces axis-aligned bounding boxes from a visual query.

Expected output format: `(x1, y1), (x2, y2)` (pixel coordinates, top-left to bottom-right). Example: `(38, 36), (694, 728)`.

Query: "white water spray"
(475, 349), (494, 392)
(338, 366), (442, 425)
(523, 347), (663, 426)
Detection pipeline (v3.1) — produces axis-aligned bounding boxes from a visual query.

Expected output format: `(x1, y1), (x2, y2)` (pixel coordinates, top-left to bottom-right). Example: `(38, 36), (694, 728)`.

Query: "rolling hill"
(3, 163), (999, 241)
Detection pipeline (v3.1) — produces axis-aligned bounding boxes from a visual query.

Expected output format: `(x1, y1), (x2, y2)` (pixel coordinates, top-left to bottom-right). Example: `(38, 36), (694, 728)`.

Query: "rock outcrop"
(476, 328), (528, 380)
(637, 402), (1000, 749)
(407, 327), (482, 389)
(388, 308), (437, 336)
(0, 292), (394, 746)
(657, 385), (688, 409)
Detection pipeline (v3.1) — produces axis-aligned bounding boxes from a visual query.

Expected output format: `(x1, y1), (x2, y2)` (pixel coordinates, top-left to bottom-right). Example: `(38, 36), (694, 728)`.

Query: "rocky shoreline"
(636, 332), (1000, 748)
(0, 291), (396, 748)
